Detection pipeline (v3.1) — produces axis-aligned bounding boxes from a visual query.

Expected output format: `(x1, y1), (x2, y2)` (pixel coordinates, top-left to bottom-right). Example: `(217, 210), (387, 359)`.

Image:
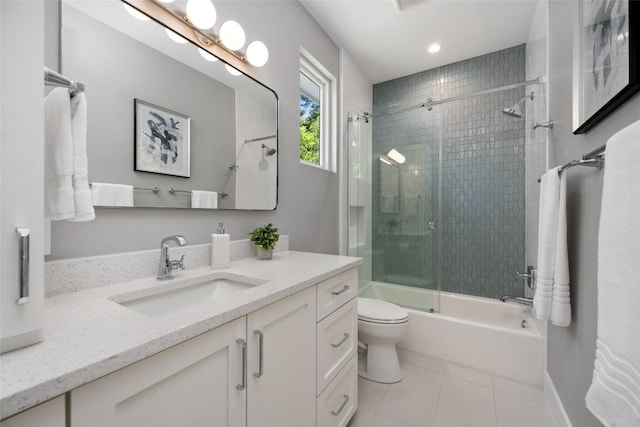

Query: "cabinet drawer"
(316, 355), (357, 427)
(317, 298), (357, 395)
(316, 269), (358, 321)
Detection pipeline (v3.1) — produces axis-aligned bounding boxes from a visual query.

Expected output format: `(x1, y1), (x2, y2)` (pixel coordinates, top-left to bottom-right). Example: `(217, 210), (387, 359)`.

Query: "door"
(71, 318), (246, 427)
(247, 287), (316, 427)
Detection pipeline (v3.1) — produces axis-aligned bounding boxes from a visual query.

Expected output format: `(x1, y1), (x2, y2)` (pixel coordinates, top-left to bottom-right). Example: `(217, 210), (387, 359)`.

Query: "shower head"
(261, 144), (277, 156)
(502, 105), (523, 118)
(501, 92), (534, 119)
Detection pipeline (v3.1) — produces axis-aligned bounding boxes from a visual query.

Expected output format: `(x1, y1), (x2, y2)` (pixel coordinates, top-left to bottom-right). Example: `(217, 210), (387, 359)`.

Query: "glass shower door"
(348, 108), (441, 313)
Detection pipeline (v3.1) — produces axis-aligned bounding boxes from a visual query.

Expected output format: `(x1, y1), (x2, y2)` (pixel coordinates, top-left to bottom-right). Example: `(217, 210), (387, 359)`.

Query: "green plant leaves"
(249, 223), (280, 250)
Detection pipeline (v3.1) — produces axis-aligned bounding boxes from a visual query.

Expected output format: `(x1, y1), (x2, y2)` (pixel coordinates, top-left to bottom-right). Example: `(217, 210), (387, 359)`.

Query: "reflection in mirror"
(61, 0), (278, 210)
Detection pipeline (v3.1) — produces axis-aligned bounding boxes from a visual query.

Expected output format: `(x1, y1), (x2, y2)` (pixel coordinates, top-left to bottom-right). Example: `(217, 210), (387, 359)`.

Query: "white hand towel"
(191, 190), (218, 209)
(44, 88), (75, 220)
(533, 166), (561, 320)
(551, 169), (571, 326)
(586, 119), (640, 427)
(68, 93), (95, 222)
(91, 183), (134, 207)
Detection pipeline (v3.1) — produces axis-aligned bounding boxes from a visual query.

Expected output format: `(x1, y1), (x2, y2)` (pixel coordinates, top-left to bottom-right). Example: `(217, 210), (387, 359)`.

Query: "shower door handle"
(428, 222), (437, 230)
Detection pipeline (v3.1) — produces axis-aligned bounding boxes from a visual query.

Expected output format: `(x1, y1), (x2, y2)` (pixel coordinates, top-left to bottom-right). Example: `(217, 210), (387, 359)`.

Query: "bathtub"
(359, 281), (542, 385)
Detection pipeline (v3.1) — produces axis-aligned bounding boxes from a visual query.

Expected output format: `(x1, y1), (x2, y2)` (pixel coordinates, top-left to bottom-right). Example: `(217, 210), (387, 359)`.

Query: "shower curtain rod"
(361, 77), (542, 119)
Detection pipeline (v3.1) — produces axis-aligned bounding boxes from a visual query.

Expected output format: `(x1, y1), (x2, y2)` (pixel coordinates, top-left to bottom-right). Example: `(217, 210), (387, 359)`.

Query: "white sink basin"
(113, 276), (264, 318)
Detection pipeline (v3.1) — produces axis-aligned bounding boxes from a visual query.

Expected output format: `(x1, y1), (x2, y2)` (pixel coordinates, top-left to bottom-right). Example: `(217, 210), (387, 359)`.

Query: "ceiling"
(300, 0), (539, 84)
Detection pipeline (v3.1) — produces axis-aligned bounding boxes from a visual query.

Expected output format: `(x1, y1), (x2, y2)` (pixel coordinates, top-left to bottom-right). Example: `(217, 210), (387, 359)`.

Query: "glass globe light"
(219, 20), (245, 51)
(186, 0), (216, 30)
(199, 48), (218, 62)
(246, 41), (269, 67)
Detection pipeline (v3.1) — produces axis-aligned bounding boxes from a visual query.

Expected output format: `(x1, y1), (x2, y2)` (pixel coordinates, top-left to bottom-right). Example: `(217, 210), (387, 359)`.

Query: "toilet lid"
(358, 297), (409, 323)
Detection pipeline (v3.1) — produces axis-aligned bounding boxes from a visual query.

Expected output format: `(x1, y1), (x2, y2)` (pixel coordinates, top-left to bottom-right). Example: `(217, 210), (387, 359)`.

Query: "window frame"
(299, 50), (337, 172)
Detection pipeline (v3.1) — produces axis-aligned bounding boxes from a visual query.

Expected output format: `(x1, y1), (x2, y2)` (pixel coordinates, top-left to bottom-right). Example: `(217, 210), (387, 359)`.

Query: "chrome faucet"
(500, 295), (533, 306)
(157, 235), (187, 280)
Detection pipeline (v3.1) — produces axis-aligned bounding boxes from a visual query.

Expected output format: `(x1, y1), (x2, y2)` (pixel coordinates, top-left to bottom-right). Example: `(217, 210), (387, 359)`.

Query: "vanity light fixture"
(387, 148), (406, 164)
(428, 43), (441, 54)
(141, 0), (270, 67)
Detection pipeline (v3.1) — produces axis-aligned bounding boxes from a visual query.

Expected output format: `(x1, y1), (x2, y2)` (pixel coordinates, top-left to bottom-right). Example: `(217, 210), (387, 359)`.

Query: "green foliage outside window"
(300, 94), (320, 164)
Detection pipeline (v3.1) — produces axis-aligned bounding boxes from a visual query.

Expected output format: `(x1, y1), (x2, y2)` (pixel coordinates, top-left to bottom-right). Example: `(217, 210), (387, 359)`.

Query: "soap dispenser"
(211, 221), (230, 269)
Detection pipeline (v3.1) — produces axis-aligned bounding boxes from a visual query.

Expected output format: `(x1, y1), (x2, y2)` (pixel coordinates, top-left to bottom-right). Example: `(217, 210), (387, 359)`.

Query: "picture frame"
(572, 0), (639, 134)
(134, 99), (191, 177)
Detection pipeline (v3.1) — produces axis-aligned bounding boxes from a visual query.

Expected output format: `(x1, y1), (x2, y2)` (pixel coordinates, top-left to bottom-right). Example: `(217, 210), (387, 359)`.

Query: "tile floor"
(348, 349), (555, 427)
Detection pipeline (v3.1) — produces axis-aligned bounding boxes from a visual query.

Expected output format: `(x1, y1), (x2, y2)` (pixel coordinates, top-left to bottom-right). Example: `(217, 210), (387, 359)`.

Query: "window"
(299, 50), (336, 171)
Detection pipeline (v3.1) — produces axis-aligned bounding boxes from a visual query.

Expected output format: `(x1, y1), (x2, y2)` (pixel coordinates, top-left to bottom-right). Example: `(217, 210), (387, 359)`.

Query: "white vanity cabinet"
(247, 286), (316, 426)
(0, 396), (65, 427)
(315, 269), (358, 427)
(69, 286), (317, 427)
(70, 317), (247, 427)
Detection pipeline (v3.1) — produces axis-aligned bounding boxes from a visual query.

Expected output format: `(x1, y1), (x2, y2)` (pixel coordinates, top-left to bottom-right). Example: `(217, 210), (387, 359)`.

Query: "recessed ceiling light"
(428, 43), (441, 54)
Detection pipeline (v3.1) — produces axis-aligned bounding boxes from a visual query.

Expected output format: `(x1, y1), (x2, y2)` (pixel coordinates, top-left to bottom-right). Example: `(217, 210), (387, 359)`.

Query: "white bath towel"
(44, 88), (75, 220)
(533, 166), (561, 320)
(550, 170), (571, 326)
(191, 190), (218, 209)
(68, 93), (95, 222)
(90, 183), (134, 207)
(586, 120), (640, 427)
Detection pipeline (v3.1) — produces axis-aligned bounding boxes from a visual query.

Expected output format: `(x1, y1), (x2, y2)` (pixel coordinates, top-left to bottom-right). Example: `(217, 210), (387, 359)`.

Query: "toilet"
(357, 297), (409, 384)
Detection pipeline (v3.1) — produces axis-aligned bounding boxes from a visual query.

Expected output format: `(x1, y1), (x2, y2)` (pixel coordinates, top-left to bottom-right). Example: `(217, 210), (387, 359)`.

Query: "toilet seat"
(358, 297), (409, 324)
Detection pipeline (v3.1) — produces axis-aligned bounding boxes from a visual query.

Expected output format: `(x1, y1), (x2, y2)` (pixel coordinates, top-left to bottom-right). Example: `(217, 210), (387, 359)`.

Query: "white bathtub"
(359, 281), (542, 385)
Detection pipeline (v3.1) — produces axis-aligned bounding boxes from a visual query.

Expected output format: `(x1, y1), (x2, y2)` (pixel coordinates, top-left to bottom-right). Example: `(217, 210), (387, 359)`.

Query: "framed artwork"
(573, 0), (639, 134)
(134, 99), (191, 177)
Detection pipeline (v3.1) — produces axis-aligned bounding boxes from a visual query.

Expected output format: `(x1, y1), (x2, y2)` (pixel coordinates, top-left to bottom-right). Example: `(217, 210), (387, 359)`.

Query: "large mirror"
(61, 0), (278, 210)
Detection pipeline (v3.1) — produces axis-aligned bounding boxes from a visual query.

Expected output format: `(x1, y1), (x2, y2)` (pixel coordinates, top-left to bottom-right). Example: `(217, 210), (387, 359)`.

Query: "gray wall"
(372, 45), (527, 299)
(547, 1), (640, 426)
(47, 1), (341, 260)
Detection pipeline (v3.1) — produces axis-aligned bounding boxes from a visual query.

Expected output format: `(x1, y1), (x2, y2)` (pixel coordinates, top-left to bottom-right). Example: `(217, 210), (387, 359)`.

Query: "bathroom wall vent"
(394, 0), (429, 12)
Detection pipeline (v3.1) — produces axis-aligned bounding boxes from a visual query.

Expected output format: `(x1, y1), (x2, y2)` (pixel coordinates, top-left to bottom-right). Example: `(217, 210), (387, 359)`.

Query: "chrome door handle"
(331, 394), (349, 416)
(332, 333), (350, 348)
(331, 285), (350, 296)
(16, 228), (30, 305)
(253, 330), (264, 378)
(236, 338), (247, 390)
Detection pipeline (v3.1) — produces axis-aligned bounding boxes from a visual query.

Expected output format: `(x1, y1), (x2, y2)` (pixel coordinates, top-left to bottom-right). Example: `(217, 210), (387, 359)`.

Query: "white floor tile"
(377, 363), (442, 427)
(398, 348), (446, 373)
(444, 362), (493, 388)
(358, 377), (390, 411)
(348, 406), (376, 427)
(371, 413), (410, 427)
(494, 390), (555, 427)
(434, 376), (497, 427)
(492, 376), (545, 404)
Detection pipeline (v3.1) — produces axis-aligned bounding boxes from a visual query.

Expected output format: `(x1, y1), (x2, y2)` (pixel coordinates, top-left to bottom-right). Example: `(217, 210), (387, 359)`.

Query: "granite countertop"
(0, 251), (361, 420)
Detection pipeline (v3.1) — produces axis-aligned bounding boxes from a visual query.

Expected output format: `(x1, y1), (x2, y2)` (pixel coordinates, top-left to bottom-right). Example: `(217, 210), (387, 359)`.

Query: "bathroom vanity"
(0, 251), (360, 427)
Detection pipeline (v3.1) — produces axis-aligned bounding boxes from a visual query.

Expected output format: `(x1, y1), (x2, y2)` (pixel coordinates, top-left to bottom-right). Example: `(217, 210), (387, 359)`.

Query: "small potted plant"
(249, 223), (279, 260)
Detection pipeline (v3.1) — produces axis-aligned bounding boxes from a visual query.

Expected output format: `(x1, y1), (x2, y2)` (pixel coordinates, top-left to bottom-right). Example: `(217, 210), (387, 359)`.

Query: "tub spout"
(500, 295), (533, 306)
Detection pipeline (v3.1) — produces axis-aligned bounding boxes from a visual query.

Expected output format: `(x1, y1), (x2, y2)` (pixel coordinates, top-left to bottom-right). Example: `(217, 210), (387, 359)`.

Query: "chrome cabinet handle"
(16, 228), (30, 305)
(331, 285), (350, 296)
(253, 330), (264, 378)
(331, 394), (349, 416)
(332, 333), (350, 348)
(236, 338), (247, 390)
